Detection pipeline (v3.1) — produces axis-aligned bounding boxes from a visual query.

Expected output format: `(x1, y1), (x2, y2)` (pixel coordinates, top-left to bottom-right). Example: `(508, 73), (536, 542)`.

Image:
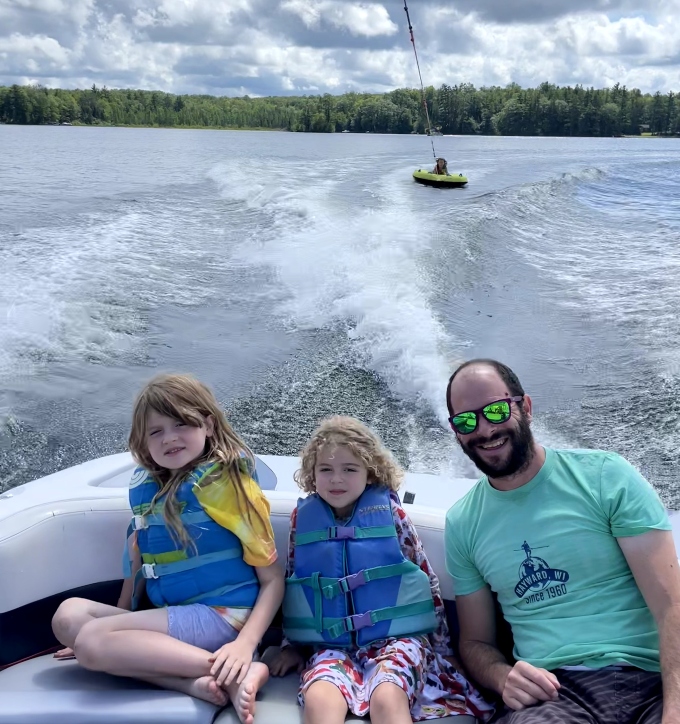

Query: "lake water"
(1, 126), (679, 504)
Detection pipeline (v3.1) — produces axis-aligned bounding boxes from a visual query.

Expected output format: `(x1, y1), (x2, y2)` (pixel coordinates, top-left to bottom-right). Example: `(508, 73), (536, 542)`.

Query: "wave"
(209, 161), (477, 475)
(0, 189), (246, 384)
(458, 162), (680, 499)
(209, 161), (649, 472)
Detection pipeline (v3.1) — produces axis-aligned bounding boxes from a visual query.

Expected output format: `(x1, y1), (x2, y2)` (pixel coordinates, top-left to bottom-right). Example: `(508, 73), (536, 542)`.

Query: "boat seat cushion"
(0, 655), (215, 724)
(0, 650), (478, 723)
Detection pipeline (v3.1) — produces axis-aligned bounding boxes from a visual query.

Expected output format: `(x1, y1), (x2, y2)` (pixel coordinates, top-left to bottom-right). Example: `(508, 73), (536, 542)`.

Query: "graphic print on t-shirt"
(514, 541), (570, 605)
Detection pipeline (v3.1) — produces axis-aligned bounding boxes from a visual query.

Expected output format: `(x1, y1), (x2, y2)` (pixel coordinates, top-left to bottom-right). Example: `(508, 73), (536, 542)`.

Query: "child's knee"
(73, 619), (106, 670)
(303, 681), (325, 708)
(369, 681), (409, 716)
(52, 597), (89, 637)
(304, 680), (343, 711)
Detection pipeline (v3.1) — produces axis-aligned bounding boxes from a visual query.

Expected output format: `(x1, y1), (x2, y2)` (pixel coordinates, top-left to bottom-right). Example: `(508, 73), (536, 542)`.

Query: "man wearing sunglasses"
(444, 359), (680, 724)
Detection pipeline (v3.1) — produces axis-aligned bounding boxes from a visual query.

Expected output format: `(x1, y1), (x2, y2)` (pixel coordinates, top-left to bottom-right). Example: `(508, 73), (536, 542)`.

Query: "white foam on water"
(210, 161), (475, 473)
(505, 167), (680, 354)
(0, 198), (237, 388)
(481, 165), (680, 474)
(1, 211), (143, 384)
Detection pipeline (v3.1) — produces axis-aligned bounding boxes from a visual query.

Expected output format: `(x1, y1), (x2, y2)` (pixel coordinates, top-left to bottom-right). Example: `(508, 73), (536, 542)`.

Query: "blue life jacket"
(283, 486), (437, 647)
(127, 462), (259, 610)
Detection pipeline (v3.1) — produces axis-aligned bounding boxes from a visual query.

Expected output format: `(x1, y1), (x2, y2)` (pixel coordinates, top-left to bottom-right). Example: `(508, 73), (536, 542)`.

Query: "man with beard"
(444, 359), (680, 724)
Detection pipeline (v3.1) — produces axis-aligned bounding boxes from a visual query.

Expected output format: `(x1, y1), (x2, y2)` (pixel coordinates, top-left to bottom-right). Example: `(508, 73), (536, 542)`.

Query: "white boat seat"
(0, 650), (478, 723)
(0, 655), (214, 724)
(0, 460), (484, 723)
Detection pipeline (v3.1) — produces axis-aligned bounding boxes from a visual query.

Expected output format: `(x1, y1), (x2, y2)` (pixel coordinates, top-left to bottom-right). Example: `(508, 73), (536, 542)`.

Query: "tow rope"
(403, 0), (437, 160)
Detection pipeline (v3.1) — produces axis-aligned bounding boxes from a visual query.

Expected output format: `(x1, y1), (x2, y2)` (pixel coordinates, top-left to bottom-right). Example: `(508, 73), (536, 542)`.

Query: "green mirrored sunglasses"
(449, 396), (524, 435)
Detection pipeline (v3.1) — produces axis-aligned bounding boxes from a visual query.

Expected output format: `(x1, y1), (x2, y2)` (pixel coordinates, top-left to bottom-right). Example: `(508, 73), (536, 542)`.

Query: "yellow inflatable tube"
(413, 170), (468, 188)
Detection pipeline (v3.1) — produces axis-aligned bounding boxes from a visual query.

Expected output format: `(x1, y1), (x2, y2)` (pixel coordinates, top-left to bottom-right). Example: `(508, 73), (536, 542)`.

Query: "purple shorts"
(166, 603), (239, 652)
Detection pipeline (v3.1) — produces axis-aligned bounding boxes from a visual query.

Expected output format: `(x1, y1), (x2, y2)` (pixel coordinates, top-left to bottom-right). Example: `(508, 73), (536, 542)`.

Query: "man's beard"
(458, 411), (535, 478)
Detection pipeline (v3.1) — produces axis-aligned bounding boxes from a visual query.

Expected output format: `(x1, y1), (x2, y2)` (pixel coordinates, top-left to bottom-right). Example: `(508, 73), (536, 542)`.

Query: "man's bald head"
(446, 359), (525, 417)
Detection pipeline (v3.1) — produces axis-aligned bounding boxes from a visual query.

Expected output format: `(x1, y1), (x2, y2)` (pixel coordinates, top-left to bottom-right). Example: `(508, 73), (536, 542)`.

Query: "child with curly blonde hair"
(270, 416), (492, 724)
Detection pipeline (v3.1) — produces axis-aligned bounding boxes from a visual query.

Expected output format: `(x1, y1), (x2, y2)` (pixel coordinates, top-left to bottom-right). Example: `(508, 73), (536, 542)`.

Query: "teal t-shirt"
(445, 448), (671, 672)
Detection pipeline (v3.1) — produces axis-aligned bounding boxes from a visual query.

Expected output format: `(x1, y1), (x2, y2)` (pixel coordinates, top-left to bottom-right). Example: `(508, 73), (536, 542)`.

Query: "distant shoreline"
(4, 122), (288, 132)
(2, 122), (677, 139)
(2, 82), (679, 138)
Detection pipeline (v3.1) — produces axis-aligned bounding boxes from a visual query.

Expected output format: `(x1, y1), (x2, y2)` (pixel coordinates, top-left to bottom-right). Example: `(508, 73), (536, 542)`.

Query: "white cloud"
(280, 0), (322, 28)
(0, 32), (71, 69)
(0, 0), (678, 96)
(0, 0), (94, 24)
(132, 0), (252, 29)
(281, 0), (398, 38)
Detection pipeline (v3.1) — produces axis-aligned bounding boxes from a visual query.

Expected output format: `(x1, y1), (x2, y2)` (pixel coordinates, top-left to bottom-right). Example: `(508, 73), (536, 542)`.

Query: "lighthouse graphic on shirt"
(514, 541), (570, 603)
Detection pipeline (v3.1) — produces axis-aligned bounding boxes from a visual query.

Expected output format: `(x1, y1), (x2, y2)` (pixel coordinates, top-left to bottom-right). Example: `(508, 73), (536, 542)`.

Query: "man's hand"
(268, 646), (305, 677)
(501, 660), (560, 710)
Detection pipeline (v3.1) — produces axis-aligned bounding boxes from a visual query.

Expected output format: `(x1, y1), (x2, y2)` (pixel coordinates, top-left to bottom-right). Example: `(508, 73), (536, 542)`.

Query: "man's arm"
(618, 530), (680, 724)
(457, 586), (559, 710)
(456, 586), (508, 691)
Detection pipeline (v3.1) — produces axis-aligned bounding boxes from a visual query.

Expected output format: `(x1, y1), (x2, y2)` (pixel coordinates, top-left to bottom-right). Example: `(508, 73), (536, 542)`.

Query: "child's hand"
(209, 637), (256, 687)
(268, 646), (305, 677)
(53, 647), (76, 660)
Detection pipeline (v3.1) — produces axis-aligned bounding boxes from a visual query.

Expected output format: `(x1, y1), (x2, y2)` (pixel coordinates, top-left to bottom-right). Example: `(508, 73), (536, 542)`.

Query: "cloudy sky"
(1, 0), (678, 97)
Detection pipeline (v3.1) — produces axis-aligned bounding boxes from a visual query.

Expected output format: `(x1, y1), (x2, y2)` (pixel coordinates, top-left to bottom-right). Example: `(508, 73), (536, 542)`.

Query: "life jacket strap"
(295, 524), (396, 546)
(141, 548), (242, 578)
(134, 569), (258, 609)
(285, 599), (434, 640)
(131, 509), (213, 530)
(324, 561), (414, 598)
(182, 577), (259, 606)
(286, 561), (415, 599)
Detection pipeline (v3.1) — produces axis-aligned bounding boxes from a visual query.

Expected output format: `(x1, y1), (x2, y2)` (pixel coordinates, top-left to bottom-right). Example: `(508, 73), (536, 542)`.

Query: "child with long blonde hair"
(52, 374), (283, 724)
(270, 416), (493, 724)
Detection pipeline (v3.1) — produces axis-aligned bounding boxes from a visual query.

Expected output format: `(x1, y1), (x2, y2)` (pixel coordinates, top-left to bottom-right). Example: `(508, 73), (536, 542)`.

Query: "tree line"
(1, 82), (678, 137)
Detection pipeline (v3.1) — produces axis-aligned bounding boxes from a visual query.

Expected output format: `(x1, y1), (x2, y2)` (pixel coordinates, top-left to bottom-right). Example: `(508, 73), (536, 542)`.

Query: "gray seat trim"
(0, 691), (215, 724)
(0, 657), (216, 724)
(0, 653), (478, 723)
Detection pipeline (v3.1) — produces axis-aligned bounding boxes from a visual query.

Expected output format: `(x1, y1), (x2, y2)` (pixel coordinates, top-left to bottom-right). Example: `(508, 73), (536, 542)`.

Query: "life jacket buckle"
(142, 563), (159, 579)
(132, 515), (148, 531)
(339, 570), (367, 593)
(347, 611), (373, 631)
(330, 526), (356, 540)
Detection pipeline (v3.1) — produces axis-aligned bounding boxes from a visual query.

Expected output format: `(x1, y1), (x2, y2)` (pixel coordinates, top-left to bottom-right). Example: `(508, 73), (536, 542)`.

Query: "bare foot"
(187, 675), (229, 706)
(226, 662), (269, 724)
(135, 673), (229, 706)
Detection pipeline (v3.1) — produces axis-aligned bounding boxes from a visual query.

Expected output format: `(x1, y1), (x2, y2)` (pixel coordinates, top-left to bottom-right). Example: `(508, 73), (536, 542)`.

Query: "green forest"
(1, 82), (678, 137)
